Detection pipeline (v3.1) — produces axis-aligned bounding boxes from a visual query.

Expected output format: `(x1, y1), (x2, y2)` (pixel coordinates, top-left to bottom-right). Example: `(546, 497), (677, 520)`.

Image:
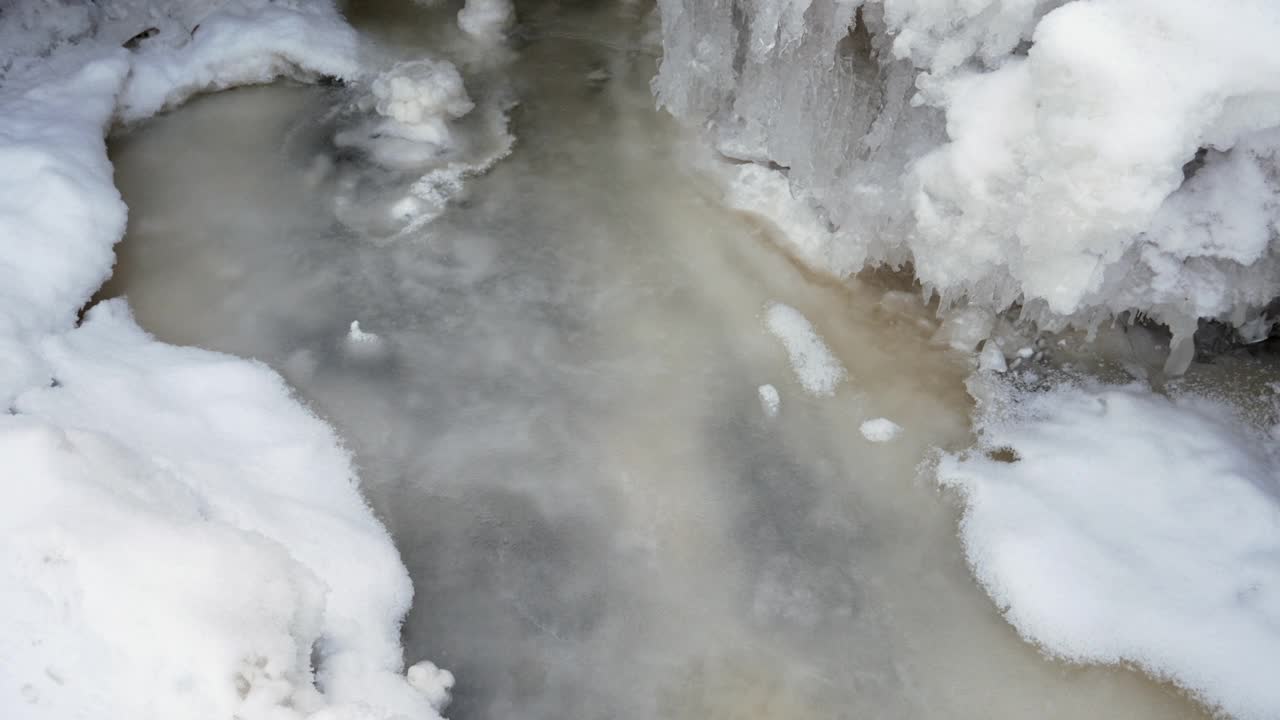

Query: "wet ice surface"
(103, 3), (1210, 719)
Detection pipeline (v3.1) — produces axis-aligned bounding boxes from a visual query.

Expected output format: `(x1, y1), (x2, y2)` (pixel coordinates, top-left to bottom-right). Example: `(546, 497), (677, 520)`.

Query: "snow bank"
(654, 0), (1280, 371)
(0, 2), (451, 719)
(764, 302), (847, 397)
(938, 376), (1280, 719)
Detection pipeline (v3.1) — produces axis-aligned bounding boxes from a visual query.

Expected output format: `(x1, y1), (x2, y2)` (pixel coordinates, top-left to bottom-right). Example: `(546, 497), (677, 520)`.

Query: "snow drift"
(654, 0), (1280, 372)
(0, 2), (452, 719)
(938, 375), (1280, 720)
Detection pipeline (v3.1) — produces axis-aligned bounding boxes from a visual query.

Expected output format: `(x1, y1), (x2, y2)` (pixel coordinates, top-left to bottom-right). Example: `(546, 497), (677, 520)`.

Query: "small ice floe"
(407, 660), (456, 712)
(764, 302), (847, 397)
(758, 384), (781, 418)
(345, 321), (386, 359)
(859, 418), (902, 443)
(458, 0), (514, 41)
(585, 67), (611, 85)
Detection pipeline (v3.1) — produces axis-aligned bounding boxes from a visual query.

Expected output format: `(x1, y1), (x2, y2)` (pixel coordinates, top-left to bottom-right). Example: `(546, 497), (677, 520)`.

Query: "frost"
(458, 0), (514, 41)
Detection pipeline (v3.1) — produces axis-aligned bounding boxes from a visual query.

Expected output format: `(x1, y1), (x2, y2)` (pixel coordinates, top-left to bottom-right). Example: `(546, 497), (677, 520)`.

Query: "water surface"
(105, 3), (1210, 718)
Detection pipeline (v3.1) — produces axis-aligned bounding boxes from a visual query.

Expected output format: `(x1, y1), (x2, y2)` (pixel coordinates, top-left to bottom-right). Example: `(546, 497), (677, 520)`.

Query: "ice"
(653, 0), (1280, 367)
(764, 302), (848, 397)
(939, 375), (1280, 719)
(0, 2), (448, 719)
(327, 52), (516, 237)
(758, 383), (782, 417)
(859, 417), (902, 442)
(457, 0), (514, 41)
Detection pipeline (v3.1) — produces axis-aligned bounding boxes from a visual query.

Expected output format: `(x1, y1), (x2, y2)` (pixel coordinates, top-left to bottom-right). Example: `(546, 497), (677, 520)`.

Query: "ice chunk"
(859, 417), (902, 442)
(458, 0), (514, 41)
(758, 383), (781, 417)
(764, 302), (846, 397)
(939, 376), (1280, 719)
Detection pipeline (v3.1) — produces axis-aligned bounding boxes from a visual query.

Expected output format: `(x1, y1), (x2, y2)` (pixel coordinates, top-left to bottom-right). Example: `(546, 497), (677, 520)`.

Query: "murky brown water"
(103, 2), (1211, 718)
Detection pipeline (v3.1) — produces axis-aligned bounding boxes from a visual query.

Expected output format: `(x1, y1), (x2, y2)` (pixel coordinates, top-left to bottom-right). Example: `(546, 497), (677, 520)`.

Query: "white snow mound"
(939, 377), (1280, 720)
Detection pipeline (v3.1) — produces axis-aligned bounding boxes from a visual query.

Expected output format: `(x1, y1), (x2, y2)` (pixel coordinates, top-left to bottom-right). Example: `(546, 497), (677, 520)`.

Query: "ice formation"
(0, 2), (451, 719)
(328, 55), (516, 236)
(938, 376), (1280, 719)
(764, 302), (847, 397)
(758, 383), (782, 417)
(654, 0), (1280, 372)
(859, 417), (902, 442)
(457, 0), (514, 41)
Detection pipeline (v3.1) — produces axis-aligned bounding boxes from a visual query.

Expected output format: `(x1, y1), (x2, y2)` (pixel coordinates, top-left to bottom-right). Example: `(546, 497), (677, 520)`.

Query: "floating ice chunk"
(407, 660), (455, 711)
(458, 0), (514, 41)
(758, 383), (781, 417)
(348, 321), (378, 344)
(345, 321), (387, 362)
(939, 377), (1280, 720)
(764, 302), (846, 397)
(372, 58), (474, 126)
(859, 418), (902, 443)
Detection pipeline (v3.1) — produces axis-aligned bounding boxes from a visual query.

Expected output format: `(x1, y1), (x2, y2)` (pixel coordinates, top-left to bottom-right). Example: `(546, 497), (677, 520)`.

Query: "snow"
(764, 302), (847, 397)
(758, 383), (781, 417)
(654, 0), (1280, 369)
(457, 0), (514, 41)
(333, 58), (474, 170)
(0, 2), (451, 719)
(938, 376), (1280, 720)
(328, 55), (516, 237)
(859, 417), (902, 442)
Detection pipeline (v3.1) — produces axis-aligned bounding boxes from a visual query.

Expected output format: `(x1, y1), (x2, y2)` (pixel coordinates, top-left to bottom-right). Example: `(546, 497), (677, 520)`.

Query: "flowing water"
(103, 2), (1211, 718)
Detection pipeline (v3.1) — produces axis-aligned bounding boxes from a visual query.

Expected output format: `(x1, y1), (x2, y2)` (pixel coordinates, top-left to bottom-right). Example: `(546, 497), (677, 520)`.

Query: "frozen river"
(103, 2), (1209, 718)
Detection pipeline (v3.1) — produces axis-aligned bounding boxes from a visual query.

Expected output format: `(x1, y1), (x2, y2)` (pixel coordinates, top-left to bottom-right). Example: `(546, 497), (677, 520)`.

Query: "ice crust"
(654, 0), (1280, 371)
(939, 376), (1280, 719)
(0, 2), (451, 719)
